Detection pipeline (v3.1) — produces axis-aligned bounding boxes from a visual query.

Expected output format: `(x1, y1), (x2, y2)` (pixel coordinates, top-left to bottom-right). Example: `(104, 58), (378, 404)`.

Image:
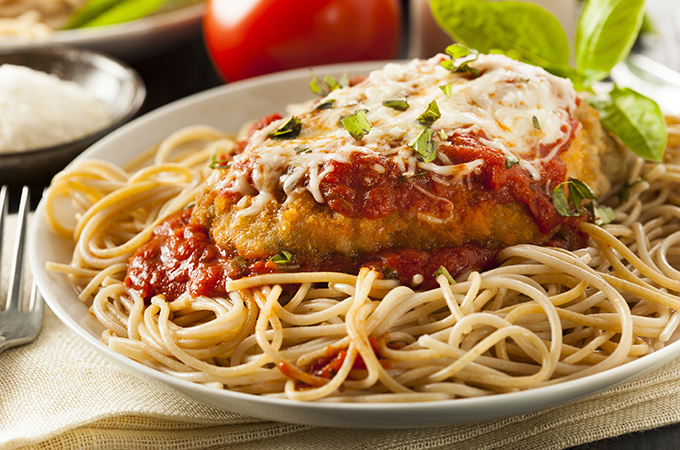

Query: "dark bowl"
(0, 46), (146, 189)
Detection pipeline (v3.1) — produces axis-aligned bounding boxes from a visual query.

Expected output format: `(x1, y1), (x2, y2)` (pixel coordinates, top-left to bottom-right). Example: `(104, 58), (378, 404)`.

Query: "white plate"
(0, 3), (204, 60)
(28, 61), (680, 428)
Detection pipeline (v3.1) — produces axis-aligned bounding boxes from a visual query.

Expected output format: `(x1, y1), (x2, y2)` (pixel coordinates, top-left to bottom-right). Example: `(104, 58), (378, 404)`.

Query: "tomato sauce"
(125, 212), (510, 301)
(319, 132), (572, 234)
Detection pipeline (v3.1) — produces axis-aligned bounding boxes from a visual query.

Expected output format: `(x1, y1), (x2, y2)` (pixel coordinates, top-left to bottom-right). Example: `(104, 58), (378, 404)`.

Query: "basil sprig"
(552, 178), (614, 225)
(429, 0), (667, 162)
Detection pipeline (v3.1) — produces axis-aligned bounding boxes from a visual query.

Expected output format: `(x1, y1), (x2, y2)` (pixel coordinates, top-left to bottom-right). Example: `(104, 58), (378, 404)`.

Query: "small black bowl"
(0, 46), (146, 189)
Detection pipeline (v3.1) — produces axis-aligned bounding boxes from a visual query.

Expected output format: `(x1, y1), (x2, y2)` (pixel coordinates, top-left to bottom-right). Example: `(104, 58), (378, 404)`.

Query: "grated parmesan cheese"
(0, 64), (112, 153)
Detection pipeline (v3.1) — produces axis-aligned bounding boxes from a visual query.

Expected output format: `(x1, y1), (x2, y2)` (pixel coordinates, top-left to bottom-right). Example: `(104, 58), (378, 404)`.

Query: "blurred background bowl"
(0, 46), (146, 189)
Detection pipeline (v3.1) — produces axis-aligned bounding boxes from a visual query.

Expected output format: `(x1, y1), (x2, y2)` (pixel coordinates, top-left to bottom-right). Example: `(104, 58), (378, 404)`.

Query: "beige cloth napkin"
(4, 213), (680, 450)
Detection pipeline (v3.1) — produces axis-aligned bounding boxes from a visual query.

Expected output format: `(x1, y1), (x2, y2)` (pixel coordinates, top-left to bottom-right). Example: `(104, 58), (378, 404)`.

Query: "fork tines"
(0, 185), (44, 353)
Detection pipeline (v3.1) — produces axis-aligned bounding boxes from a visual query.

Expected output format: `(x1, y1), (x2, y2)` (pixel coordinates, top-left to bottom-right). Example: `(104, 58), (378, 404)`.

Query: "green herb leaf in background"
(429, 0), (570, 68)
(67, 0), (171, 28)
(65, 0), (122, 29)
(588, 86), (667, 162)
(575, 0), (646, 86)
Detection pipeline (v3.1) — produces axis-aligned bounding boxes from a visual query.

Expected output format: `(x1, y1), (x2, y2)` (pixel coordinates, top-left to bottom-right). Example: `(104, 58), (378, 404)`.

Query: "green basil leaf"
(413, 100), (441, 129)
(430, 0), (570, 67)
(441, 44), (479, 76)
(270, 251), (293, 265)
(341, 110), (372, 141)
(553, 178), (604, 218)
(552, 182), (582, 217)
(532, 116), (541, 130)
(314, 99), (335, 110)
(575, 0), (645, 85)
(409, 128), (437, 163)
(309, 71), (347, 97)
(268, 117), (302, 140)
(440, 84), (453, 97)
(591, 204), (616, 225)
(505, 154), (519, 169)
(383, 99), (410, 111)
(208, 146), (230, 169)
(434, 266), (455, 284)
(569, 178), (597, 200)
(588, 86), (667, 162)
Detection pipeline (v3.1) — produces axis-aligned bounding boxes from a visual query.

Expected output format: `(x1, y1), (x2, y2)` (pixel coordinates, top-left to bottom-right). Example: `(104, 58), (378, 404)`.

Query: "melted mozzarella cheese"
(217, 53), (579, 213)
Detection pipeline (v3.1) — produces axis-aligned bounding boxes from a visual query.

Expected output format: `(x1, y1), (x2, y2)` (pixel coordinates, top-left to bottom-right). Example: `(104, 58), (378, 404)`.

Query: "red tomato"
(203, 0), (403, 82)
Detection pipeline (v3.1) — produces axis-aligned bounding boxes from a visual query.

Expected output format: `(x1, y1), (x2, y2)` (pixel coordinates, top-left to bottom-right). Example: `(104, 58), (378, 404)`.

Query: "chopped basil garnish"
(413, 100), (441, 129)
(440, 84), (453, 97)
(341, 109), (372, 141)
(268, 116), (302, 140)
(438, 129), (448, 141)
(209, 148), (231, 169)
(314, 99), (335, 110)
(552, 178), (613, 224)
(589, 203), (616, 226)
(182, 201), (196, 210)
(532, 115), (541, 130)
(383, 98), (409, 111)
(309, 71), (349, 97)
(270, 251), (294, 265)
(552, 178), (595, 217)
(409, 128), (437, 163)
(295, 144), (312, 154)
(434, 266), (455, 284)
(441, 44), (479, 77)
(505, 154), (519, 169)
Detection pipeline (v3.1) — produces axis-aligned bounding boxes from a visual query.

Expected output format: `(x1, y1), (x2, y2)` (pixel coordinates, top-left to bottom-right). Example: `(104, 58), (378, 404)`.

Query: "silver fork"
(0, 185), (43, 354)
